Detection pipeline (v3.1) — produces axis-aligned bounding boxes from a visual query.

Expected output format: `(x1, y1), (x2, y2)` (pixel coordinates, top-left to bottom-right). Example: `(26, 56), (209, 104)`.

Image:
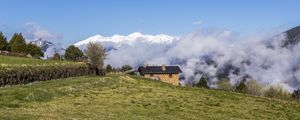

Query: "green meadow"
(0, 55), (73, 66)
(0, 74), (299, 119)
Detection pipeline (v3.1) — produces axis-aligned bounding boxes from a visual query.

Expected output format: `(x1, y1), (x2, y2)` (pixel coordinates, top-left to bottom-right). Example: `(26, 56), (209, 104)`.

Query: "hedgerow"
(0, 63), (94, 86)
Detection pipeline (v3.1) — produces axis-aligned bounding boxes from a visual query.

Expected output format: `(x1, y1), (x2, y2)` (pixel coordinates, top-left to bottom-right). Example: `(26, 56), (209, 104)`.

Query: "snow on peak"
(128, 32), (143, 38)
(74, 32), (177, 47)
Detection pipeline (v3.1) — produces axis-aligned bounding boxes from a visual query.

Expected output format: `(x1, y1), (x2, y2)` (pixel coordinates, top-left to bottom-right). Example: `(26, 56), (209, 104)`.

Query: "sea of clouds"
(24, 22), (300, 92)
(76, 28), (300, 92)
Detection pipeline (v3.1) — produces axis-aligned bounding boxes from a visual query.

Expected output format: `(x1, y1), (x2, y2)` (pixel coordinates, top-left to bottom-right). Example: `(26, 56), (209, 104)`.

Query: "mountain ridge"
(74, 32), (177, 47)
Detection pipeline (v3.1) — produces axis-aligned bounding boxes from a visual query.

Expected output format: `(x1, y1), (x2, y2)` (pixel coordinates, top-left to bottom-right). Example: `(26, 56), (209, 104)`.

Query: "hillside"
(284, 26), (300, 47)
(0, 74), (299, 119)
(0, 55), (75, 65)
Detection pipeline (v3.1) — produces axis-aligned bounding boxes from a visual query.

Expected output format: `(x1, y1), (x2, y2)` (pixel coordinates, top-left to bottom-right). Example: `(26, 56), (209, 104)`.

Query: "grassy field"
(0, 55), (73, 65)
(0, 74), (299, 119)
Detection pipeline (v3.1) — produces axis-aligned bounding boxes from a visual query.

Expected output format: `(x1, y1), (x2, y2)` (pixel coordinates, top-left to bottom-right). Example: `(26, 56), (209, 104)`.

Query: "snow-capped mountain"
(74, 32), (178, 49)
(29, 38), (64, 58)
(73, 32), (178, 67)
(29, 38), (55, 52)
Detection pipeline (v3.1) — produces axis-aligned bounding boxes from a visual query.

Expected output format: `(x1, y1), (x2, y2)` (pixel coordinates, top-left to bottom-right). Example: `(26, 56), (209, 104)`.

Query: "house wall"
(144, 74), (179, 85)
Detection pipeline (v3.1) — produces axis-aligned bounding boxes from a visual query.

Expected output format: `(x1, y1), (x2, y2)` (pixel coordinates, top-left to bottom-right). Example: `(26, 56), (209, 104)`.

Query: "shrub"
(26, 44), (44, 58)
(245, 80), (263, 96)
(217, 79), (233, 91)
(52, 53), (61, 61)
(292, 88), (300, 99)
(0, 51), (27, 57)
(196, 75), (209, 89)
(121, 64), (133, 72)
(263, 85), (291, 100)
(106, 64), (113, 73)
(236, 80), (247, 93)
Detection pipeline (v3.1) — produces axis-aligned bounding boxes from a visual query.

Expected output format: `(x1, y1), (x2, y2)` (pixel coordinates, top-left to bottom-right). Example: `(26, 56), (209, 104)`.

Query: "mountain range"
(74, 32), (178, 51)
(29, 26), (300, 90)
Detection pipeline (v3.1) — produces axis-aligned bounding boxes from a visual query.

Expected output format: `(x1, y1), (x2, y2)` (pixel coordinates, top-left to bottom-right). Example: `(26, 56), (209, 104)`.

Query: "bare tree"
(84, 42), (107, 75)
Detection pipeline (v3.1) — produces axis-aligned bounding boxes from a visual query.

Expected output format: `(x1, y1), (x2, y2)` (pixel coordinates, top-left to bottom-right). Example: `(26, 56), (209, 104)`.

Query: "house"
(138, 65), (182, 85)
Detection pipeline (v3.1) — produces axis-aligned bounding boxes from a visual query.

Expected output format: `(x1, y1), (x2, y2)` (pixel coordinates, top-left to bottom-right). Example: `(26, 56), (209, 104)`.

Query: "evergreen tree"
(65, 45), (84, 61)
(106, 64), (113, 73)
(26, 44), (44, 58)
(10, 33), (27, 53)
(0, 32), (8, 50)
(196, 75), (209, 89)
(8, 33), (19, 51)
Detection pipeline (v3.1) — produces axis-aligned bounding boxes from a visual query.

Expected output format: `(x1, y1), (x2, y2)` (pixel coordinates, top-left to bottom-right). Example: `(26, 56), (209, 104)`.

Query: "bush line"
(0, 64), (94, 86)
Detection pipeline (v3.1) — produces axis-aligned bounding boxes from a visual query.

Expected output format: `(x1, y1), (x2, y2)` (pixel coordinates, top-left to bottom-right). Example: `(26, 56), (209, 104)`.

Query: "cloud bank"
(24, 23), (63, 42)
(23, 23), (64, 58)
(75, 28), (300, 92)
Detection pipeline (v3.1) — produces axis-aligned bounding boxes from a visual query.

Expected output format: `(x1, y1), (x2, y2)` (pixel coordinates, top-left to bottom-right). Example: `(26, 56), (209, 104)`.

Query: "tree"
(7, 33), (19, 51)
(121, 64), (133, 72)
(236, 80), (247, 93)
(196, 75), (209, 89)
(26, 44), (44, 58)
(106, 64), (113, 73)
(10, 33), (27, 53)
(52, 53), (61, 61)
(0, 32), (8, 50)
(84, 42), (107, 75)
(65, 45), (84, 61)
(292, 88), (300, 99)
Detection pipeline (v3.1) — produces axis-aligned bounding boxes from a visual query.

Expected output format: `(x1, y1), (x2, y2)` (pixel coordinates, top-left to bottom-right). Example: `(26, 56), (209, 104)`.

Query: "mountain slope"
(283, 26), (300, 47)
(29, 38), (55, 52)
(0, 74), (299, 119)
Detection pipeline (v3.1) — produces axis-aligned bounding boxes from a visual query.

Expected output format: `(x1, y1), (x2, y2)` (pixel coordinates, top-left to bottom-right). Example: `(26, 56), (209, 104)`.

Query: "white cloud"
(75, 28), (300, 92)
(23, 22), (63, 42)
(193, 20), (203, 25)
(23, 23), (64, 58)
(75, 32), (178, 67)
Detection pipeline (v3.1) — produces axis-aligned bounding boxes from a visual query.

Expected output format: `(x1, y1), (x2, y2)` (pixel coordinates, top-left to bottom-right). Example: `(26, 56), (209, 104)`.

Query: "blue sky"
(1, 0), (300, 47)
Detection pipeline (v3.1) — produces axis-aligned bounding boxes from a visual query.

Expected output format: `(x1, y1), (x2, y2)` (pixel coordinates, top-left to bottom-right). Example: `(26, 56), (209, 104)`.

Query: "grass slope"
(0, 55), (71, 65)
(0, 74), (299, 119)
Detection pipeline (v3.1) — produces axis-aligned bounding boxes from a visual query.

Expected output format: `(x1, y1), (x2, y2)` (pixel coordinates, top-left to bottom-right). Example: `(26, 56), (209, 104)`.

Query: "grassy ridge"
(0, 74), (299, 119)
(0, 55), (71, 65)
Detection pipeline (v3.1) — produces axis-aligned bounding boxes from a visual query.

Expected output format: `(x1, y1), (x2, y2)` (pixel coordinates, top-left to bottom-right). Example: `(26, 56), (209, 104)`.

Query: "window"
(169, 74), (172, 78)
(150, 74), (154, 77)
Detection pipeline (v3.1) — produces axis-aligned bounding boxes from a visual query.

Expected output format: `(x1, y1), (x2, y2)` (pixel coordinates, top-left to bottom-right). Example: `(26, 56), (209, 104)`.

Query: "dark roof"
(138, 66), (182, 74)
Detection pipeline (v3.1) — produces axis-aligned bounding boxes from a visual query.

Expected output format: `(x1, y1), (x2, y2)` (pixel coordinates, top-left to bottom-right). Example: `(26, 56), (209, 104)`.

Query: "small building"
(138, 65), (182, 85)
